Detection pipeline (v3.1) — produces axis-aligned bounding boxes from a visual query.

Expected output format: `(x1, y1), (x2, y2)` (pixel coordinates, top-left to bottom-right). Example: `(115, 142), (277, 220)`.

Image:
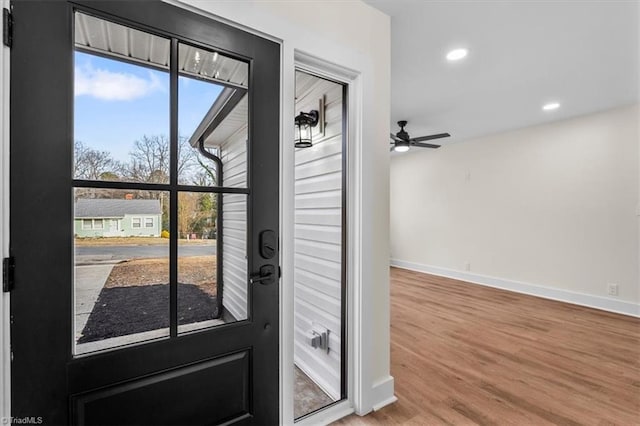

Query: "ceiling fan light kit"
(446, 48), (468, 61)
(542, 102), (560, 111)
(390, 120), (450, 152)
(394, 143), (410, 153)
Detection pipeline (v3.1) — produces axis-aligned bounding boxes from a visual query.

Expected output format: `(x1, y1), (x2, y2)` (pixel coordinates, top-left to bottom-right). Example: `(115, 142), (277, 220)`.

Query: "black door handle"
(250, 264), (275, 285)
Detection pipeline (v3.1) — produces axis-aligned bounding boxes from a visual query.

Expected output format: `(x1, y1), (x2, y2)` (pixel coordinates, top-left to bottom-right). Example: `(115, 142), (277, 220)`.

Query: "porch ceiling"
(74, 11), (248, 88)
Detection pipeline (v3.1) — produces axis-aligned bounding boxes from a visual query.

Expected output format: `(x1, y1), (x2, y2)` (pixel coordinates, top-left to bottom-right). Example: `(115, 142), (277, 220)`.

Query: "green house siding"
(74, 218), (116, 238)
(74, 214), (162, 238)
(121, 214), (162, 237)
(74, 199), (163, 238)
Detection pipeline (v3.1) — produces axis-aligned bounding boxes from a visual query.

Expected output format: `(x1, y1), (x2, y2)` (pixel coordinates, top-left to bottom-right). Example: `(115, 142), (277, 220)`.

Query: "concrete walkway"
(75, 263), (116, 342)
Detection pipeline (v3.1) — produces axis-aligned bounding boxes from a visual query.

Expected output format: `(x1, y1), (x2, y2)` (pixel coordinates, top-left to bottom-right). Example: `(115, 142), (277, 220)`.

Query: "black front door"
(10, 1), (280, 424)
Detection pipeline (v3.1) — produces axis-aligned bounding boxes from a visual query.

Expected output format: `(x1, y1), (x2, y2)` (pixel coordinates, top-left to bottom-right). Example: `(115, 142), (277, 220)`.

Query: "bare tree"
(178, 136), (198, 180)
(73, 140), (119, 180)
(125, 135), (199, 184)
(192, 156), (217, 186)
(126, 135), (170, 183)
(121, 135), (203, 231)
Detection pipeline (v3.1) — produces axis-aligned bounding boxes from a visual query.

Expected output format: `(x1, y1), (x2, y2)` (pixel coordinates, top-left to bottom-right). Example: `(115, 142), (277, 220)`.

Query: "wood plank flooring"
(334, 267), (640, 425)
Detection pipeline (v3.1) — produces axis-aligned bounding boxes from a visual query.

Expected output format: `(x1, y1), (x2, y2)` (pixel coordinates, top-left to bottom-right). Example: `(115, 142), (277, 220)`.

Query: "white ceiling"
(364, 0), (639, 149)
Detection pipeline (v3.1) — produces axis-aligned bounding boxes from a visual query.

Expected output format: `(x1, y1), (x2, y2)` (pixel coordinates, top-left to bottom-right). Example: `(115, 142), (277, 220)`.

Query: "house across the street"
(74, 198), (162, 238)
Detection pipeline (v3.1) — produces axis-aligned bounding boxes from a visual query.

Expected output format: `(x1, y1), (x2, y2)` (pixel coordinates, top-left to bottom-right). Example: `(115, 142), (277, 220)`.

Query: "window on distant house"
(82, 219), (92, 230)
(132, 218), (141, 228)
(93, 219), (104, 229)
(145, 217), (154, 228)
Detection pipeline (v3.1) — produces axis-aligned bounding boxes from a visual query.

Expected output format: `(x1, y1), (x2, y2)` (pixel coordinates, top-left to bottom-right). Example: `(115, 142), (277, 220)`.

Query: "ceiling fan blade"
(411, 142), (441, 149)
(390, 133), (404, 142)
(410, 133), (451, 142)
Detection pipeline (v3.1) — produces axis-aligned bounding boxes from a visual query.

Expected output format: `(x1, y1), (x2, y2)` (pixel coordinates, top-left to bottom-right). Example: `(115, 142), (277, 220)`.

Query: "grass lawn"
(105, 255), (217, 296)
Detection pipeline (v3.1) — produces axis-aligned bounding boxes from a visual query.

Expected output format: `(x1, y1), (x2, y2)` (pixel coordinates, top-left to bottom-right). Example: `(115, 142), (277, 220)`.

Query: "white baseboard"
(370, 376), (397, 412)
(391, 259), (640, 318)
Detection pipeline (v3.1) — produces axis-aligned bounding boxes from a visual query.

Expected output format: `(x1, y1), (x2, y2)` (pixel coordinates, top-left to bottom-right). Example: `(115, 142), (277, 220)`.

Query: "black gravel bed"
(78, 283), (218, 343)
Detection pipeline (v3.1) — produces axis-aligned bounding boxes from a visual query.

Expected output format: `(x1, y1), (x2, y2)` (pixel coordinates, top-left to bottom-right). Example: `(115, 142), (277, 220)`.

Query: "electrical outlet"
(607, 283), (619, 297)
(464, 262), (471, 271)
(309, 322), (330, 353)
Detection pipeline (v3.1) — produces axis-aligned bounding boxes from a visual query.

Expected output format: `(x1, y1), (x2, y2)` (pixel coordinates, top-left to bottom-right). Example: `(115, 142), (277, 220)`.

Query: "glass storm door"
(10, 1), (280, 424)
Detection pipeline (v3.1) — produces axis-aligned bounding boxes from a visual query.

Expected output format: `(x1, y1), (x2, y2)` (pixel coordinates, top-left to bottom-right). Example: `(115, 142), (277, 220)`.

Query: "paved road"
(76, 243), (216, 261)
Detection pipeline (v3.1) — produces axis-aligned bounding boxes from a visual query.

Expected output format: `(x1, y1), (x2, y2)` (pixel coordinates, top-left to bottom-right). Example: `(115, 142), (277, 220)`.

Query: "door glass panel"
(74, 188), (170, 355)
(178, 43), (248, 188)
(178, 192), (248, 333)
(72, 11), (253, 353)
(74, 12), (170, 184)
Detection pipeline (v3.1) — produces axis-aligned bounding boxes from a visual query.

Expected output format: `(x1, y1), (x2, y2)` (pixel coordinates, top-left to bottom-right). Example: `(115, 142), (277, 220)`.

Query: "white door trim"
(288, 50), (363, 423)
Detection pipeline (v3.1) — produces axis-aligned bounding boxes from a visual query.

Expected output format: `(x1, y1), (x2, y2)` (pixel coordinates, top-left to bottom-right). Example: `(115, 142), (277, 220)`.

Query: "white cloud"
(75, 64), (163, 101)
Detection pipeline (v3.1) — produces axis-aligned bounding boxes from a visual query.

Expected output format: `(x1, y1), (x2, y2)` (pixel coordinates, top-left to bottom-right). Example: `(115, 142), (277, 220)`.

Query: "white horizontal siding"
(295, 239), (341, 263)
(295, 171), (342, 195)
(295, 253), (341, 282)
(295, 130), (342, 166)
(295, 208), (342, 226)
(295, 283), (341, 319)
(295, 268), (341, 299)
(295, 223), (341, 245)
(221, 128), (248, 321)
(296, 153), (341, 179)
(294, 71), (344, 401)
(296, 190), (341, 209)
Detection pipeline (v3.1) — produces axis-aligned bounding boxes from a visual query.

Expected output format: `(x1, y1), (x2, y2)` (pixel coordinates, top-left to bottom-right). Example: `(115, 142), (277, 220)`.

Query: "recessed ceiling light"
(542, 102), (560, 111)
(446, 48), (468, 61)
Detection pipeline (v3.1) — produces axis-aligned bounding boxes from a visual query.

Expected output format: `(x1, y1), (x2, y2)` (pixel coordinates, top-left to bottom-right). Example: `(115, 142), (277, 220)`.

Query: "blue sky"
(74, 51), (223, 162)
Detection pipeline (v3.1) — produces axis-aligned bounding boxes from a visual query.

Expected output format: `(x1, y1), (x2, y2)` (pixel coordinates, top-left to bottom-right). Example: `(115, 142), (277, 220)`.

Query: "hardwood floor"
(334, 267), (640, 425)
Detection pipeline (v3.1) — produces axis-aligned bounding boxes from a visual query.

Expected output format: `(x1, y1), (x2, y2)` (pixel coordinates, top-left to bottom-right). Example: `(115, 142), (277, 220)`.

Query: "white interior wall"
(293, 72), (343, 400)
(391, 104), (639, 315)
(220, 127), (248, 321)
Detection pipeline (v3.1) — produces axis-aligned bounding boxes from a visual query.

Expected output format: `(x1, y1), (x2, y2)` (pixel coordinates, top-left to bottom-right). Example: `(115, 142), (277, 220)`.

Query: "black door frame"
(10, 1), (280, 424)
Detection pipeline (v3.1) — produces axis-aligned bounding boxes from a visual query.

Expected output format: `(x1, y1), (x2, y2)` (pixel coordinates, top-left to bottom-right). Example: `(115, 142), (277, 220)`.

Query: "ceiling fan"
(390, 120), (450, 152)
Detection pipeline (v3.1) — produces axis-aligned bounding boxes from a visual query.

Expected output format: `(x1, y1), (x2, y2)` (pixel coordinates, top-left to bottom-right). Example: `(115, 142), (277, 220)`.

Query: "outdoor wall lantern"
(294, 110), (319, 148)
